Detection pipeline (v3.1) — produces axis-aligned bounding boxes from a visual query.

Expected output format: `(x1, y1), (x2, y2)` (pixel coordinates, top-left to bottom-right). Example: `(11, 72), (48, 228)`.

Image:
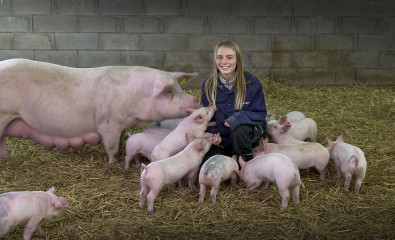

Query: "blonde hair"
(204, 41), (246, 110)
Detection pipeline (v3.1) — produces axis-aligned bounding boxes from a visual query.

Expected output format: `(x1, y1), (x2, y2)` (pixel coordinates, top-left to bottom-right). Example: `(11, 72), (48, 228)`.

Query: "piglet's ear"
(153, 78), (172, 96)
(194, 115), (204, 124)
(327, 138), (333, 147)
(185, 108), (194, 114)
(238, 156), (245, 167)
(278, 116), (288, 125)
(47, 187), (56, 194)
(52, 197), (69, 208)
(185, 133), (194, 143)
(196, 141), (205, 151)
(336, 135), (344, 142)
(282, 124), (292, 133)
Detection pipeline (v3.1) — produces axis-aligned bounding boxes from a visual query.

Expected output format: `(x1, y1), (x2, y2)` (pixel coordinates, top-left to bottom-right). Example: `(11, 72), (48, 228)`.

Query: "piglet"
(237, 153), (305, 208)
(124, 133), (165, 168)
(286, 111), (306, 123)
(0, 187), (69, 240)
(148, 105), (218, 162)
(266, 116), (317, 144)
(327, 135), (367, 193)
(198, 154), (239, 203)
(254, 138), (330, 181)
(139, 134), (213, 214)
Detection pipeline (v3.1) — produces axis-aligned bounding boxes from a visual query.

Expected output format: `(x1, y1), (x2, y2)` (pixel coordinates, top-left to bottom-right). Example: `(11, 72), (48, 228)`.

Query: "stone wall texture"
(0, 0), (394, 87)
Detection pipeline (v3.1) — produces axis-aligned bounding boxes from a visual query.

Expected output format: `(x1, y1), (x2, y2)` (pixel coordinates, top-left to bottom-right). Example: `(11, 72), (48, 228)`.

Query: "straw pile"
(1, 77), (394, 240)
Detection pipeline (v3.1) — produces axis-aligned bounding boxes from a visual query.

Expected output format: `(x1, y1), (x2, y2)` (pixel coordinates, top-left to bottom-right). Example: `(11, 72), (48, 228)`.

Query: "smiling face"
(216, 46), (237, 80)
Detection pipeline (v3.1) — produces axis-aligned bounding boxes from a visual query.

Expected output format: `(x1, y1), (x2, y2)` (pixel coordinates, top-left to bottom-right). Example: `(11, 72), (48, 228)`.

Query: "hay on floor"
(0, 77), (394, 240)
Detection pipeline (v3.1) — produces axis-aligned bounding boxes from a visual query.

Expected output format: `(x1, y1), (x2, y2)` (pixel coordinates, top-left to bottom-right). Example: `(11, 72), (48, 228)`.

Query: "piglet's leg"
(198, 184), (206, 203)
(278, 188), (290, 208)
(209, 185), (219, 203)
(23, 216), (42, 240)
(343, 173), (352, 191)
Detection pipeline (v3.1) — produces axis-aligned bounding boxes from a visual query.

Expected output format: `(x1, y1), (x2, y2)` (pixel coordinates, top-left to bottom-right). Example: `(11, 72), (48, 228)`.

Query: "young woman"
(201, 41), (267, 165)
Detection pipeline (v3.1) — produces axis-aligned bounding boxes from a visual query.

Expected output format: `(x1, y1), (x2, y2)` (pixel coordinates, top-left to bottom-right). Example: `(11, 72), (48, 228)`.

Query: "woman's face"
(216, 46), (237, 80)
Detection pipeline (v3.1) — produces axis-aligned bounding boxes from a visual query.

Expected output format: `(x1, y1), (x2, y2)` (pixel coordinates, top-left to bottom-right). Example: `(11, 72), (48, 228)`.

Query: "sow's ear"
(153, 78), (172, 96)
(170, 72), (199, 84)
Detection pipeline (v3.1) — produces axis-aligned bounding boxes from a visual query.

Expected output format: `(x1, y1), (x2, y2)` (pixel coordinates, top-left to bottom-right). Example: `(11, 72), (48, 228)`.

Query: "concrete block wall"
(0, 0), (394, 87)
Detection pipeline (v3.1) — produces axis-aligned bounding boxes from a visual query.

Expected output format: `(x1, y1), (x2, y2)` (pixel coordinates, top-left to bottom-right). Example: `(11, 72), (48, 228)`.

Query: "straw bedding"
(0, 77), (394, 240)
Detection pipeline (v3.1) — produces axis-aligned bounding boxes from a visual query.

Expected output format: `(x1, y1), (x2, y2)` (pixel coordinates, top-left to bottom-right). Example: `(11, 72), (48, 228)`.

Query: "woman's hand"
(224, 122), (230, 128)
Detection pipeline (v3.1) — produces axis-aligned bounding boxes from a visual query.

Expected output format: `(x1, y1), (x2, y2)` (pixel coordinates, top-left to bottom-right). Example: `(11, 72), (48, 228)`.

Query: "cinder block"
(379, 52), (395, 68)
(187, 0), (230, 16)
(12, 0), (51, 14)
(144, 0), (185, 15)
(123, 16), (163, 33)
(232, 0), (318, 16)
(348, 51), (379, 68)
(273, 34), (313, 51)
(142, 34), (187, 50)
(165, 17), (206, 33)
(14, 33), (53, 50)
(294, 51), (329, 68)
(296, 16), (338, 33)
(362, 0), (395, 16)
(340, 17), (379, 33)
(335, 69), (356, 85)
(55, 33), (98, 50)
(78, 50), (121, 67)
(188, 35), (227, 51)
(358, 35), (395, 51)
(229, 34), (272, 51)
(34, 50), (78, 67)
(0, 16), (32, 32)
(380, 17), (395, 34)
(253, 17), (293, 33)
(253, 52), (294, 68)
(55, 0), (97, 15)
(0, 0), (10, 15)
(208, 17), (249, 34)
(0, 33), (12, 49)
(98, 0), (142, 15)
(270, 67), (337, 85)
(251, 52), (272, 68)
(0, 50), (34, 61)
(121, 50), (164, 68)
(316, 34), (355, 51)
(231, 0), (291, 16)
(99, 33), (139, 50)
(244, 68), (270, 79)
(165, 51), (211, 68)
(356, 69), (395, 85)
(79, 16), (119, 32)
(33, 16), (77, 32)
(317, 0), (361, 16)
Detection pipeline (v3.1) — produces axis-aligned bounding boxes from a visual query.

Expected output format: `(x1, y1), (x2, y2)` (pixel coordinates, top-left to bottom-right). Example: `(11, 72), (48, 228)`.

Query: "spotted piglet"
(0, 187), (69, 240)
(327, 135), (367, 193)
(198, 155), (239, 203)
